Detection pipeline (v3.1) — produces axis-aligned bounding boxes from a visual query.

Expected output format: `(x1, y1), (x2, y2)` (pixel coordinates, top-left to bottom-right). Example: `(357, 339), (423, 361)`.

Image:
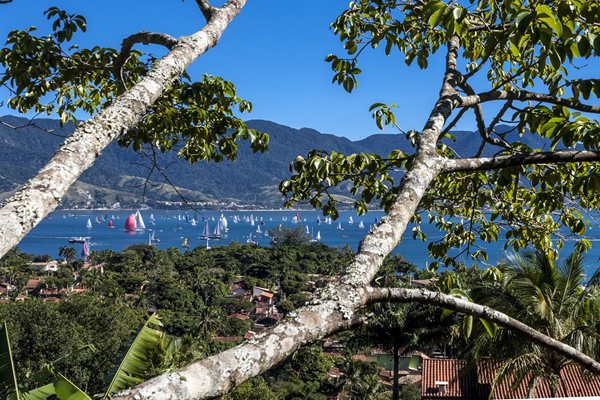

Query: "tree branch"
(112, 31), (178, 85)
(110, 37), (466, 400)
(195, 0), (215, 22)
(442, 150), (600, 173)
(461, 90), (600, 114)
(0, 0), (248, 258)
(367, 286), (600, 374)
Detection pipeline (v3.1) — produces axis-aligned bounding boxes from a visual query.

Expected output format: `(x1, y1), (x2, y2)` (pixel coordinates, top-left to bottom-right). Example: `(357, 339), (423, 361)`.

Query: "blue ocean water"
(14, 209), (600, 274)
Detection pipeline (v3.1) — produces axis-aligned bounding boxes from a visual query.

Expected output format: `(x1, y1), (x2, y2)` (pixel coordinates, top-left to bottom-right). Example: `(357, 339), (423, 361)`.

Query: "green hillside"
(0, 115), (541, 208)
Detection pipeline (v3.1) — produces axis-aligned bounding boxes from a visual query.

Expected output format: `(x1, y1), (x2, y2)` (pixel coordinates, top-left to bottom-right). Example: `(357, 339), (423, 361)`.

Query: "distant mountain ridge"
(0, 115), (541, 207)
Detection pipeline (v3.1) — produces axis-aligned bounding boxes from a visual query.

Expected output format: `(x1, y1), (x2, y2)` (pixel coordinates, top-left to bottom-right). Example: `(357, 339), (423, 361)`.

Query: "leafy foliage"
(280, 0), (600, 268)
(102, 313), (163, 397)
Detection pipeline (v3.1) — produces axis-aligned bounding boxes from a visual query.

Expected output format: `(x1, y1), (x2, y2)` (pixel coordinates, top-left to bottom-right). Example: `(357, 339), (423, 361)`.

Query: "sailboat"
(337, 221), (343, 230)
(149, 214), (156, 225)
(147, 234), (152, 246)
(358, 221), (364, 228)
(211, 222), (223, 239)
(95, 216), (100, 224)
(316, 231), (321, 241)
(349, 216), (354, 224)
(81, 239), (89, 259)
(182, 236), (191, 248)
(124, 214), (136, 231)
(219, 214), (228, 233)
(316, 216), (321, 225)
(256, 225), (262, 234)
(199, 221), (210, 240)
(108, 220), (114, 229)
(246, 232), (256, 244)
(305, 225), (310, 235)
(134, 211), (146, 230)
(151, 230), (159, 242)
(86, 219), (92, 229)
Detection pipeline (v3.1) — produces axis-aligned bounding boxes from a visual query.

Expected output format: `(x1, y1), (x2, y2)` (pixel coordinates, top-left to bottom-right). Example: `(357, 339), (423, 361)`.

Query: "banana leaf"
(30, 345), (96, 387)
(53, 374), (91, 400)
(0, 322), (19, 400)
(102, 313), (162, 398)
(20, 384), (54, 400)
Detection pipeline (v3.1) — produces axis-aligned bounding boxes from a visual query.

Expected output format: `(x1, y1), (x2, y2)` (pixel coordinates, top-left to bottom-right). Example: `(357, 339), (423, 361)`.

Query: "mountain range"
(0, 115), (543, 208)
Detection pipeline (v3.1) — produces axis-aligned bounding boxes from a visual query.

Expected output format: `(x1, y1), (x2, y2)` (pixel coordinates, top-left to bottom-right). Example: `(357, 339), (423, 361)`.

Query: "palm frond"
(102, 313), (163, 398)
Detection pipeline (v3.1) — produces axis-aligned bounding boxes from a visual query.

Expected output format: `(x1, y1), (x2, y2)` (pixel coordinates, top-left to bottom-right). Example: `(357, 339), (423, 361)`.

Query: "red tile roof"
(211, 337), (242, 343)
(229, 313), (250, 320)
(422, 359), (600, 399)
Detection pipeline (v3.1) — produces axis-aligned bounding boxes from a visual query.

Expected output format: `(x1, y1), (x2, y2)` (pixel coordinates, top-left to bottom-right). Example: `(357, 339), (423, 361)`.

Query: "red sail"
(108, 220), (114, 228)
(124, 214), (136, 231)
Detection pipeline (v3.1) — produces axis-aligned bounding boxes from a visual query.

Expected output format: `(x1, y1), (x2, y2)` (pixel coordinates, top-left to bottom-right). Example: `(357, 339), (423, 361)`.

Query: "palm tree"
(195, 306), (225, 340)
(58, 246), (77, 263)
(469, 249), (600, 397)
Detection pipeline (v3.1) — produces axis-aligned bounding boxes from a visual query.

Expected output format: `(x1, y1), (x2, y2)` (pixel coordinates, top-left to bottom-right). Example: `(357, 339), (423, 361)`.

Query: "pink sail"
(124, 214), (136, 231)
(81, 241), (88, 257)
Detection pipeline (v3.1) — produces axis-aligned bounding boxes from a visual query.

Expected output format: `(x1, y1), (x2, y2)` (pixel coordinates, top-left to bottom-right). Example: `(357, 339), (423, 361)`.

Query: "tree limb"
(461, 90), (600, 114)
(442, 150), (600, 173)
(195, 0), (215, 22)
(112, 31), (178, 85)
(0, 0), (247, 258)
(367, 286), (600, 374)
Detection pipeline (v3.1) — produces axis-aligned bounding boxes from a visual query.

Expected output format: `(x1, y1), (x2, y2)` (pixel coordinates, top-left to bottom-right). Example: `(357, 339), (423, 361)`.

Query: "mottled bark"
(367, 287), (600, 374)
(0, 0), (247, 257)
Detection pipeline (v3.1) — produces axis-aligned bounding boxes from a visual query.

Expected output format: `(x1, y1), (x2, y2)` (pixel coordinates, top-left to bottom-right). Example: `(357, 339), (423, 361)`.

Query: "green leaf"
(462, 315), (473, 338)
(440, 308), (454, 320)
(102, 313), (163, 397)
(21, 384), (55, 400)
(0, 321), (19, 400)
(515, 11), (536, 35)
(53, 374), (91, 400)
(535, 5), (562, 37)
(479, 318), (497, 338)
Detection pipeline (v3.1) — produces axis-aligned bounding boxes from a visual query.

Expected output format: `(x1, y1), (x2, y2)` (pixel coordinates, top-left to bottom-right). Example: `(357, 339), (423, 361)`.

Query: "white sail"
(199, 220), (210, 240)
(86, 219), (92, 229)
(256, 225), (262, 233)
(135, 211), (146, 229)
(219, 214), (228, 232)
(349, 216), (354, 224)
(316, 231), (321, 240)
(337, 221), (343, 230)
(247, 232), (256, 244)
(359, 221), (364, 228)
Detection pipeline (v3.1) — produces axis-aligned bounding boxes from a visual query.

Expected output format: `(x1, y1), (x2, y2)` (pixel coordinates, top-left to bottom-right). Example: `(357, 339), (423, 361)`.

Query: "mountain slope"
(0, 115), (544, 207)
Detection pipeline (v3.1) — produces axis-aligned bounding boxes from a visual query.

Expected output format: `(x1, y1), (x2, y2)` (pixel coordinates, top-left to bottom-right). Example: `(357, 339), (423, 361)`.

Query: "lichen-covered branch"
(112, 31), (178, 84)
(462, 90), (600, 114)
(195, 0), (215, 21)
(110, 36), (466, 400)
(0, 0), (247, 258)
(443, 150), (600, 173)
(367, 287), (600, 374)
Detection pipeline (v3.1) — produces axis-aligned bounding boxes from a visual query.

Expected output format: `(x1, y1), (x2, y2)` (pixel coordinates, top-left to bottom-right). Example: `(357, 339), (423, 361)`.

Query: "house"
(421, 358), (600, 399)
(229, 313), (251, 321)
(252, 286), (273, 297)
(29, 261), (62, 273)
(24, 278), (44, 293)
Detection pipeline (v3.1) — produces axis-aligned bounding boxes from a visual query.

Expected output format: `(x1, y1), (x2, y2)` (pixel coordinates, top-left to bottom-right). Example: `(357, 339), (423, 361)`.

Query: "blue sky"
(0, 0), (458, 141)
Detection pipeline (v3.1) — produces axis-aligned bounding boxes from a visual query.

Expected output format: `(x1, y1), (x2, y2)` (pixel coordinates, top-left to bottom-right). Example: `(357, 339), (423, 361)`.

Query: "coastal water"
(14, 209), (600, 275)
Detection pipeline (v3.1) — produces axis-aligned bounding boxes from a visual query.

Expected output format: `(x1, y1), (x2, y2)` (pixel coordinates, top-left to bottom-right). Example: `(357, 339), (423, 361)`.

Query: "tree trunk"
(393, 348), (400, 400)
(0, 0), (247, 257)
